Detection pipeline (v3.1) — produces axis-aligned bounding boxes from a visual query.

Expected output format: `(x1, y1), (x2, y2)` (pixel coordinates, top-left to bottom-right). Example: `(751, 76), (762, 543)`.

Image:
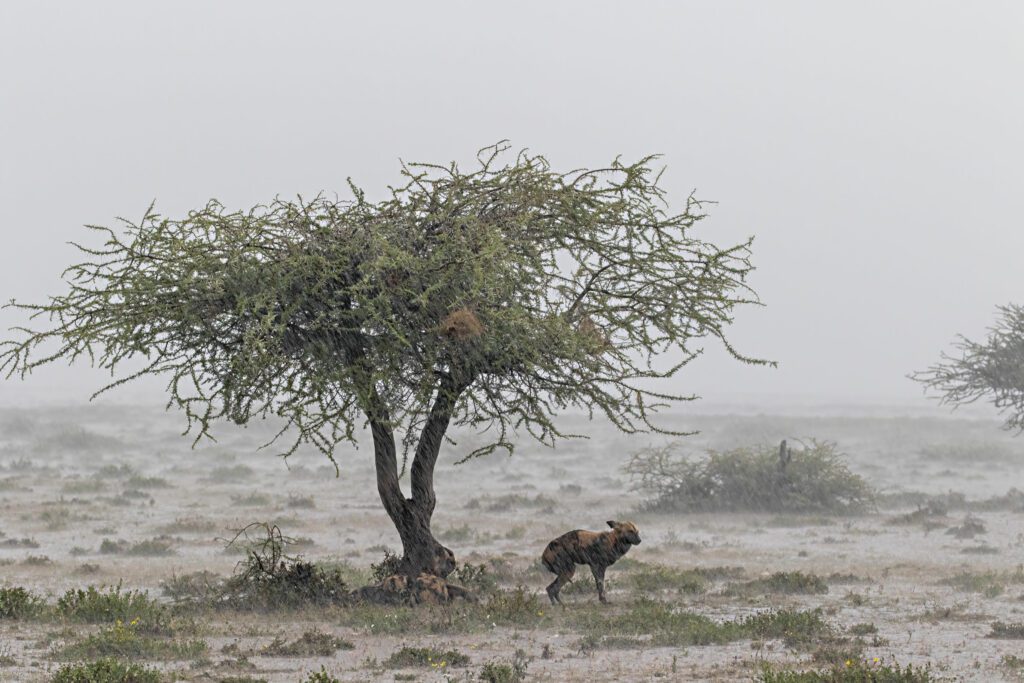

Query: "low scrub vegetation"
(260, 628), (353, 656)
(726, 571), (829, 596)
(627, 440), (873, 514)
(51, 658), (163, 683)
(218, 523), (349, 609)
(759, 659), (932, 682)
(0, 586), (44, 619)
(384, 645), (471, 669)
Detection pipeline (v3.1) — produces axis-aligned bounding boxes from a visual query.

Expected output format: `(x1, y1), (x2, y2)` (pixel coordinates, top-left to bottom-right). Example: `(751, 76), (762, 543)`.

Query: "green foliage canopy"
(2, 143), (769, 464)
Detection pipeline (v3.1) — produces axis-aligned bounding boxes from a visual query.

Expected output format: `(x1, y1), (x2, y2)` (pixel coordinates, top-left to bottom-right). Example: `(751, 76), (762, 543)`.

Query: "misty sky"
(1, 2), (1022, 411)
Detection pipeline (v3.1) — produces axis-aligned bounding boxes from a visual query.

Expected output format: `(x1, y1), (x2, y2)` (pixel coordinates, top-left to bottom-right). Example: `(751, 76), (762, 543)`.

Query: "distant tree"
(1, 143), (770, 581)
(912, 304), (1024, 431)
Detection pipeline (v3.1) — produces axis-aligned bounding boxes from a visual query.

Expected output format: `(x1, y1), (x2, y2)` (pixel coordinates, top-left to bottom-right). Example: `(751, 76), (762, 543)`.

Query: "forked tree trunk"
(369, 377), (464, 578)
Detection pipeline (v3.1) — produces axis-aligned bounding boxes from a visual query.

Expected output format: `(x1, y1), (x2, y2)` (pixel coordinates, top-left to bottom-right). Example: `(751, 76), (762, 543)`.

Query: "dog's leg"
(591, 565), (607, 604)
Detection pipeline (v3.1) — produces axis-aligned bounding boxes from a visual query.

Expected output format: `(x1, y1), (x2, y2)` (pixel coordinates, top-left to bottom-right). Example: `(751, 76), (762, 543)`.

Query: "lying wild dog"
(541, 520), (641, 604)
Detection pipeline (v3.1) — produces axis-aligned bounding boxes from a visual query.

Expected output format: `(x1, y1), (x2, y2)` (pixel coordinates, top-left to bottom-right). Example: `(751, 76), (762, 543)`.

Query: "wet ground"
(2, 403), (1024, 681)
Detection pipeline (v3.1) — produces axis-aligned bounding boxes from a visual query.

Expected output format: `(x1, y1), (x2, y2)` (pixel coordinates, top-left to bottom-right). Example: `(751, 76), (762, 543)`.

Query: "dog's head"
(607, 520), (641, 545)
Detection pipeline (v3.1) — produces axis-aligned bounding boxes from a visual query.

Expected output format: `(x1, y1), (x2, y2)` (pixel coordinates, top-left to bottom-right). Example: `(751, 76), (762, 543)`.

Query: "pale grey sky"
(1, 1), (1022, 410)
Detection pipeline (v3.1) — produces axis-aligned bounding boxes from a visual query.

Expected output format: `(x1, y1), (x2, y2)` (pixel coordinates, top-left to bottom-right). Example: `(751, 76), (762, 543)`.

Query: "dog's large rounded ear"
(606, 520), (617, 529)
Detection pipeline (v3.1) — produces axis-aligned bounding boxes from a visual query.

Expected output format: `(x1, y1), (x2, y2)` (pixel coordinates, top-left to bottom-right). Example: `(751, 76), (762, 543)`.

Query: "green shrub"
(0, 586), (44, 619)
(988, 622), (1024, 639)
(727, 571), (829, 596)
(479, 649), (530, 682)
(625, 564), (707, 594)
(56, 618), (207, 660)
(220, 523), (349, 609)
(759, 659), (932, 682)
(260, 628), (354, 656)
(301, 668), (340, 683)
(51, 658), (162, 683)
(56, 585), (170, 633)
(627, 440), (873, 514)
(385, 646), (471, 669)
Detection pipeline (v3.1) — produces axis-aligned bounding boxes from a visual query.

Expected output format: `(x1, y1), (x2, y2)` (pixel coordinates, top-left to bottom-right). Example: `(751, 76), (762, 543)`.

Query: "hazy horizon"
(2, 2), (1022, 414)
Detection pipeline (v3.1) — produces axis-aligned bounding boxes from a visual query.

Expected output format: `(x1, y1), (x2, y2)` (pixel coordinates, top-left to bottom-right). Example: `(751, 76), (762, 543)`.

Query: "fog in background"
(1, 1), (1022, 416)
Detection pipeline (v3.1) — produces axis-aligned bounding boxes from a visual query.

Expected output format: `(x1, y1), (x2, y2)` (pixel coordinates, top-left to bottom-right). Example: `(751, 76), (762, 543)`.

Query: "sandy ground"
(2, 403), (1024, 681)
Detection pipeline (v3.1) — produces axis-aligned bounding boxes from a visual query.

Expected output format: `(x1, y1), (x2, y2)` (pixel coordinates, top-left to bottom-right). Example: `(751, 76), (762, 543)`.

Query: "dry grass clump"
(627, 440), (873, 514)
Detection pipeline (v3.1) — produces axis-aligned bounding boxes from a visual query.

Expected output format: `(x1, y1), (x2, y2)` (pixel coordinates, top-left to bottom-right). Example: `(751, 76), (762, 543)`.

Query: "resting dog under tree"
(543, 521), (642, 604)
(0, 142), (769, 600)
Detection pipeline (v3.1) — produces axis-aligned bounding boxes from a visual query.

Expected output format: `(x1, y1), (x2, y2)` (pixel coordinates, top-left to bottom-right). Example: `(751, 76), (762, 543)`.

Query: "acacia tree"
(1, 143), (769, 579)
(913, 303), (1024, 432)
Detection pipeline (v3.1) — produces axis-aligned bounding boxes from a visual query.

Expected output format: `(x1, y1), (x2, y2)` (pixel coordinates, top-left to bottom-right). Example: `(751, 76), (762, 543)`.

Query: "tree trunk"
(368, 376), (465, 578)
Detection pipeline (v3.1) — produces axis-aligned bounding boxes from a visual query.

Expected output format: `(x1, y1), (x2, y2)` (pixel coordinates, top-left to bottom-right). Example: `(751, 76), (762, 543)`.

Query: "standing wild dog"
(541, 520), (641, 604)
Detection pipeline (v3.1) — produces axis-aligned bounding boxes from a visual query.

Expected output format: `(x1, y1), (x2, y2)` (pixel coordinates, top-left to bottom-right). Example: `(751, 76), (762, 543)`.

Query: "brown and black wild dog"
(541, 520), (641, 604)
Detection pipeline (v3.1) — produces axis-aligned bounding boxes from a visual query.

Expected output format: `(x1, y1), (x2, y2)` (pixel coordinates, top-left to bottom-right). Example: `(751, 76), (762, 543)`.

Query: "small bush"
(57, 618), (207, 660)
(384, 646), (471, 669)
(51, 658), (162, 683)
(627, 440), (873, 514)
(369, 549), (403, 584)
(727, 571), (829, 596)
(301, 668), (340, 683)
(988, 622), (1024, 639)
(0, 586), (44, 619)
(759, 659), (932, 682)
(260, 628), (353, 656)
(56, 584), (166, 630)
(626, 564), (707, 594)
(453, 562), (498, 594)
(220, 523), (349, 609)
(160, 570), (225, 603)
(479, 649), (530, 683)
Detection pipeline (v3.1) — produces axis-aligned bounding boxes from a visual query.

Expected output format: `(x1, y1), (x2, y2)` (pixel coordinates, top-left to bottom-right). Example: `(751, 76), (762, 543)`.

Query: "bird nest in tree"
(578, 316), (612, 353)
(439, 307), (484, 341)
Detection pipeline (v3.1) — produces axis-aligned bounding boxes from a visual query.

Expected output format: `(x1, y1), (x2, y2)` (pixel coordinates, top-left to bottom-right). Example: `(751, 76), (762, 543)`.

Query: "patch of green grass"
(727, 571), (828, 596)
(231, 493), (273, 507)
(205, 464), (255, 482)
(301, 669), (340, 683)
(260, 628), (353, 656)
(125, 538), (177, 557)
(988, 621), (1024, 639)
(160, 571), (224, 603)
(742, 609), (832, 648)
(628, 440), (873, 514)
(464, 493), (558, 513)
(940, 569), (1024, 597)
(125, 475), (170, 489)
(625, 564), (708, 594)
(438, 524), (477, 543)
(56, 619), (207, 660)
(0, 586), (45, 619)
(479, 649), (530, 683)
(56, 585), (167, 630)
(759, 659), (932, 682)
(384, 646), (470, 669)
(51, 658), (163, 683)
(62, 479), (107, 494)
(157, 517), (216, 534)
(286, 494), (316, 509)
